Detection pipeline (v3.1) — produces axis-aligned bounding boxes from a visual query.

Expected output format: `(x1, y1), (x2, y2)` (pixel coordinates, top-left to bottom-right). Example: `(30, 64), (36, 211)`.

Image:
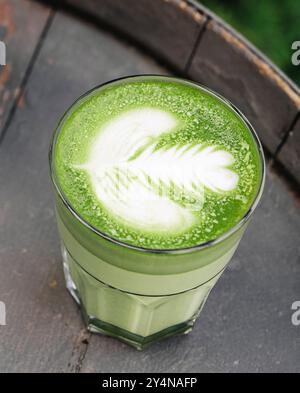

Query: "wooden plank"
(0, 10), (168, 372)
(0, 0), (51, 135)
(188, 20), (300, 154)
(277, 115), (300, 183)
(81, 171), (300, 373)
(64, 0), (206, 71)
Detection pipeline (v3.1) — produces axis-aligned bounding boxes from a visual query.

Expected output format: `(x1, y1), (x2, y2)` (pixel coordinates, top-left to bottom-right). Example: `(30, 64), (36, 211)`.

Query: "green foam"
(54, 78), (262, 250)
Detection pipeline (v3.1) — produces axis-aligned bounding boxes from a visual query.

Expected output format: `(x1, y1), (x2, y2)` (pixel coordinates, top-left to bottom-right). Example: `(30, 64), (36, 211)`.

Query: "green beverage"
(50, 75), (264, 349)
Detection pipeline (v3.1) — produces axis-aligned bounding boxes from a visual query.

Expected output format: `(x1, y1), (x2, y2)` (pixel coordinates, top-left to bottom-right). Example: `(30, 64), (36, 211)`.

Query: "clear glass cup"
(49, 75), (265, 350)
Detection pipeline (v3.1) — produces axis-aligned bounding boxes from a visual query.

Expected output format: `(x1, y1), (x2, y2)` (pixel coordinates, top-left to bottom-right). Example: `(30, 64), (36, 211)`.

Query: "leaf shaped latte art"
(76, 108), (239, 234)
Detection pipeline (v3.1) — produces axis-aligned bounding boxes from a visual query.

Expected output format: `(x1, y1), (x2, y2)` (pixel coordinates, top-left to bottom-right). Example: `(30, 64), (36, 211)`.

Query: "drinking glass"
(49, 75), (265, 349)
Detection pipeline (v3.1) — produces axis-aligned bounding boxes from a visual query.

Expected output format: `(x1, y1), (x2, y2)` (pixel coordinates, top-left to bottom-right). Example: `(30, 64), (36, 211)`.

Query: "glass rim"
(49, 74), (266, 255)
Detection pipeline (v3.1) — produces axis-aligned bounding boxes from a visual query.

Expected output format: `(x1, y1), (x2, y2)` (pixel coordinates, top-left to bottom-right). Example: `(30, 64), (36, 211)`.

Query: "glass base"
(64, 268), (199, 350)
(86, 314), (195, 350)
(62, 244), (212, 350)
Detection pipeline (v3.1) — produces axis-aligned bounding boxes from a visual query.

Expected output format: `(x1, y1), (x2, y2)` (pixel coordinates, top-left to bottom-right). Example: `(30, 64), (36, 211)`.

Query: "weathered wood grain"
(188, 20), (300, 154)
(81, 171), (300, 373)
(0, 0), (51, 135)
(64, 0), (206, 71)
(277, 115), (300, 183)
(0, 10), (168, 372)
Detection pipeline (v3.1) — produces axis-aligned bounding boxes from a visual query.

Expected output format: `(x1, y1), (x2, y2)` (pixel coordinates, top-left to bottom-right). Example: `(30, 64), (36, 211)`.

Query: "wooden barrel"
(0, 0), (299, 372)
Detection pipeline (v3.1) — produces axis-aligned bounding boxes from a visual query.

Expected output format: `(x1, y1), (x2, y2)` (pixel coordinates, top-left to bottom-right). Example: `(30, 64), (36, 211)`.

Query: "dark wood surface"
(64, 0), (207, 71)
(278, 115), (300, 182)
(0, 0), (51, 136)
(0, 1), (299, 372)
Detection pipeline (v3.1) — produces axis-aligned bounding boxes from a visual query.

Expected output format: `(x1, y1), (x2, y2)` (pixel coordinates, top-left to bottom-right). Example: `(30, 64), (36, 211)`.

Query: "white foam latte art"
(76, 108), (239, 234)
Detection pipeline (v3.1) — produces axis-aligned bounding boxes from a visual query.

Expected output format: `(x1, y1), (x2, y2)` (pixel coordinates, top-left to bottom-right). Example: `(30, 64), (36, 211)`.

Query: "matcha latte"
(55, 79), (261, 250)
(50, 76), (264, 349)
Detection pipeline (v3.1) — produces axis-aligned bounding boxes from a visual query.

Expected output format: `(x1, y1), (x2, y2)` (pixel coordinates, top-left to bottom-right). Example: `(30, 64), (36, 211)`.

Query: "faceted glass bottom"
(62, 244), (219, 350)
